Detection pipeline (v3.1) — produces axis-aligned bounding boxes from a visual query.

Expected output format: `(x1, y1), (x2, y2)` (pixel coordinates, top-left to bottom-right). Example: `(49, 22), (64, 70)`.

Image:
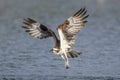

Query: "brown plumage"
(22, 8), (89, 69)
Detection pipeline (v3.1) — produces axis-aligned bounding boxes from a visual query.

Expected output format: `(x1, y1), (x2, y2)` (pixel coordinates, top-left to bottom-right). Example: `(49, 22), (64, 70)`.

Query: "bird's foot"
(65, 63), (70, 69)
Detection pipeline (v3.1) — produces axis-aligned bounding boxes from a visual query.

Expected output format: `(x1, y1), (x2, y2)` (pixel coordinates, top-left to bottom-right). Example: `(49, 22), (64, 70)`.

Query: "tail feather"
(67, 50), (82, 58)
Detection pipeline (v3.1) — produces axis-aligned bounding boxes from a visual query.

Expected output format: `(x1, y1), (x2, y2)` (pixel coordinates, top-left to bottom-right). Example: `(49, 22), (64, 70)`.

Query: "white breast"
(58, 29), (70, 53)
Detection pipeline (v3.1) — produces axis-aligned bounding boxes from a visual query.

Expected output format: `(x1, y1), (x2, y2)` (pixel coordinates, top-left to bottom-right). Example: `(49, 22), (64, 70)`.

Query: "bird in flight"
(22, 8), (89, 69)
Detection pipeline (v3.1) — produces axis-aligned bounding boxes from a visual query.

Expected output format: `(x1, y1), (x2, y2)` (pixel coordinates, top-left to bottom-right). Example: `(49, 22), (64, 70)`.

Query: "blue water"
(0, 0), (120, 80)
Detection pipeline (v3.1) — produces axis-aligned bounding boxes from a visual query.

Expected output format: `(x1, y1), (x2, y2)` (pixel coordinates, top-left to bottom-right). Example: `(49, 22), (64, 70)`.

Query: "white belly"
(58, 29), (70, 53)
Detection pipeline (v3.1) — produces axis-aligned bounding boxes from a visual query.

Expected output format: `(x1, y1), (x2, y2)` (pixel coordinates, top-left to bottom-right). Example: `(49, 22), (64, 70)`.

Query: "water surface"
(0, 0), (120, 80)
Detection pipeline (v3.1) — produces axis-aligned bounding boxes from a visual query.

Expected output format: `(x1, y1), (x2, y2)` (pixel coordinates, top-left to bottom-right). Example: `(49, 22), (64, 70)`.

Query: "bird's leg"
(61, 53), (70, 69)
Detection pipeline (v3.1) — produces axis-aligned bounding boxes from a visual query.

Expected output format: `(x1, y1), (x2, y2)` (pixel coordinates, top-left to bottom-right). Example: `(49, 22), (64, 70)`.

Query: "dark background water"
(0, 0), (120, 80)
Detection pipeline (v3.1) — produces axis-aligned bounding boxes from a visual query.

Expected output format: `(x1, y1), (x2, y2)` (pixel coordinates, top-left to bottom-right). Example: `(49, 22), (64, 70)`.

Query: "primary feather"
(22, 8), (89, 69)
(58, 8), (89, 51)
(22, 18), (52, 39)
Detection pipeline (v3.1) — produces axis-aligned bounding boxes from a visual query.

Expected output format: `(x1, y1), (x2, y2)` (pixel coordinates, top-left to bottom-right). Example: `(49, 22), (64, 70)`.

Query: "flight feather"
(22, 18), (53, 39)
(58, 8), (89, 50)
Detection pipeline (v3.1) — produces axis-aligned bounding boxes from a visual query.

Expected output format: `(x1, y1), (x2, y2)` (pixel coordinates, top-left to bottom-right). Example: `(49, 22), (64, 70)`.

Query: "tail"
(67, 50), (82, 58)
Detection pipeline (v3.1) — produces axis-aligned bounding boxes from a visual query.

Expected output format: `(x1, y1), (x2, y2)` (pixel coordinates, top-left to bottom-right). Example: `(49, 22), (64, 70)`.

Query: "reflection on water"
(0, 0), (120, 79)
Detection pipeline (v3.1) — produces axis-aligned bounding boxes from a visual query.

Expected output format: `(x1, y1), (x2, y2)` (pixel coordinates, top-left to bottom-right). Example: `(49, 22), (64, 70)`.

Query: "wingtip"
(23, 18), (37, 24)
(22, 26), (29, 29)
(73, 7), (88, 17)
(83, 21), (88, 23)
(23, 18), (30, 22)
(82, 14), (89, 20)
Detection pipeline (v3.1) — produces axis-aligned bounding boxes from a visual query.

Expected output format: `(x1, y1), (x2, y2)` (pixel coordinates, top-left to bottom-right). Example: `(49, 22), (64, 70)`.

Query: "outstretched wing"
(58, 8), (89, 50)
(22, 18), (53, 39)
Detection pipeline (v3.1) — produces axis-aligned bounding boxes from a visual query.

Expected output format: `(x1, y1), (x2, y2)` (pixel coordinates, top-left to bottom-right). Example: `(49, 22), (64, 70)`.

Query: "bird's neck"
(50, 31), (60, 49)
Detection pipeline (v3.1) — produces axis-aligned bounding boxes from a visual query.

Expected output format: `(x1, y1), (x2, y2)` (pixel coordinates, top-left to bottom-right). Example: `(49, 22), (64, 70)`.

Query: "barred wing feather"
(22, 18), (52, 39)
(66, 8), (88, 35)
(58, 8), (89, 49)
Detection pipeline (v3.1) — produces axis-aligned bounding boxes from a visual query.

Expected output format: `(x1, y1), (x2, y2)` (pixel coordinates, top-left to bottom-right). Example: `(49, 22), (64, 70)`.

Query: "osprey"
(22, 8), (89, 69)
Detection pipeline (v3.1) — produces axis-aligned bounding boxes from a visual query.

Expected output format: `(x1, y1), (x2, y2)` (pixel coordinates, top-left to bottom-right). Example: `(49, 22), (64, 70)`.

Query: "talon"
(65, 66), (69, 69)
(65, 63), (70, 69)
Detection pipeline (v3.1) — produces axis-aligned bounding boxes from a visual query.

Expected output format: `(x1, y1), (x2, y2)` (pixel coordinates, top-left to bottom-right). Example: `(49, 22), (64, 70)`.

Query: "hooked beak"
(49, 49), (53, 53)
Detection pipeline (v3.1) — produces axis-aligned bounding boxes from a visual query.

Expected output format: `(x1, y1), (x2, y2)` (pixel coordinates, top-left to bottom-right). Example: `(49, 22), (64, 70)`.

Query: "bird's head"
(49, 48), (60, 53)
